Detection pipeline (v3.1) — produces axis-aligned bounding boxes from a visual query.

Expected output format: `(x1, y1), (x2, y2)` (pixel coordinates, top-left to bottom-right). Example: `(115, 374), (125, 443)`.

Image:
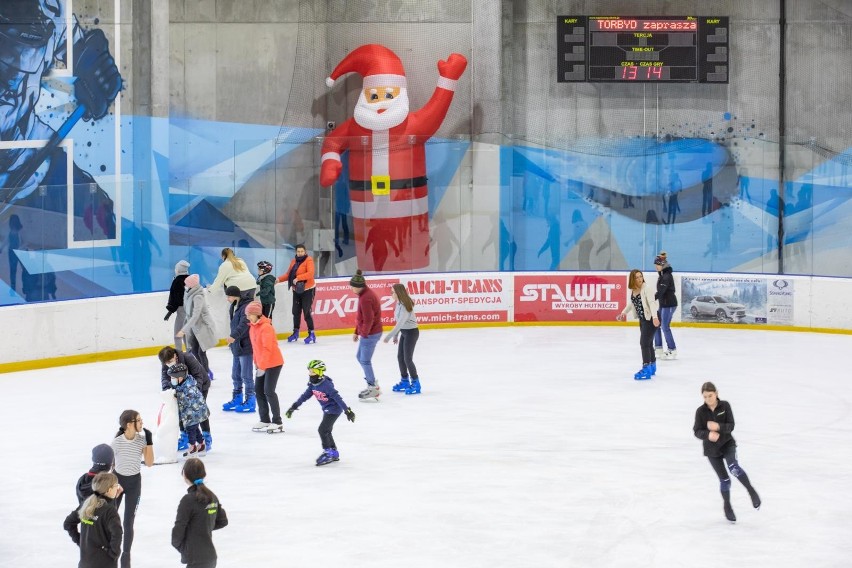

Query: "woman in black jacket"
(172, 458), (228, 568)
(653, 252), (678, 359)
(693, 382), (761, 523)
(165, 260), (191, 351)
(64, 472), (123, 568)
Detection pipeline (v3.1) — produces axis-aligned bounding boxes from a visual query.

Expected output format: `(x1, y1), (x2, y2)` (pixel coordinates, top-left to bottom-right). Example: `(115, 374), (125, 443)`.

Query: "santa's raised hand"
(438, 53), (467, 81)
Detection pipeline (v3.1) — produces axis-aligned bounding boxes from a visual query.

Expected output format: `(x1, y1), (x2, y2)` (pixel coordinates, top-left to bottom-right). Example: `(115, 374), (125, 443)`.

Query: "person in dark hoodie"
(159, 346), (212, 451)
(223, 285), (255, 413)
(76, 444), (116, 505)
(172, 458), (228, 568)
(256, 260), (277, 318)
(64, 471), (123, 568)
(165, 260), (191, 351)
(285, 359), (355, 466)
(653, 252), (678, 360)
(693, 381), (761, 523)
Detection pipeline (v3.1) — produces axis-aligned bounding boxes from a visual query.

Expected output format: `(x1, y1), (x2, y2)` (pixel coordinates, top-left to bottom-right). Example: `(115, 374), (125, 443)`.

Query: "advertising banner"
(514, 274), (626, 322)
(312, 274), (511, 331)
(681, 276), (794, 325)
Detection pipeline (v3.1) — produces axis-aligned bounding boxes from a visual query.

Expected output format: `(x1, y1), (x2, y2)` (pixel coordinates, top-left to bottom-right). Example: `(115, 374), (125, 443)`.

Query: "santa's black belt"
(349, 176), (428, 192)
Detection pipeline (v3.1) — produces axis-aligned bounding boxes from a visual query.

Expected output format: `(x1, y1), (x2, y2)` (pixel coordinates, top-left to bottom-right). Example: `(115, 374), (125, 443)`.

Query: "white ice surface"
(0, 326), (850, 568)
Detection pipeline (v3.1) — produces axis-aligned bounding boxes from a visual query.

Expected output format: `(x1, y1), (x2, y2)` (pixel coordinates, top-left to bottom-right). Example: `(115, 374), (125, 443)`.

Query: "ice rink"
(1, 325), (850, 568)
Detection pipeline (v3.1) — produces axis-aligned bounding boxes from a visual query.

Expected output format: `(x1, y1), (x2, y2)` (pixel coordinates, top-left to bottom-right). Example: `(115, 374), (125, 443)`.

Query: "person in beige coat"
(616, 269), (659, 380)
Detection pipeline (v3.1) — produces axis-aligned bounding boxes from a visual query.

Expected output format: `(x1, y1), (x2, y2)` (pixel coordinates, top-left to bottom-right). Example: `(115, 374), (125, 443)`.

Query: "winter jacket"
(291, 375), (349, 414)
(161, 351), (209, 393)
(257, 273), (277, 306)
(385, 301), (418, 341)
(656, 266), (678, 308)
(249, 316), (284, 371)
(693, 400), (737, 458)
(64, 498), (123, 568)
(619, 283), (658, 322)
(171, 486), (228, 565)
(228, 297), (253, 356)
(277, 255), (316, 291)
(166, 274), (188, 315)
(182, 285), (219, 352)
(355, 286), (383, 337)
(174, 376), (210, 427)
(210, 259), (257, 292)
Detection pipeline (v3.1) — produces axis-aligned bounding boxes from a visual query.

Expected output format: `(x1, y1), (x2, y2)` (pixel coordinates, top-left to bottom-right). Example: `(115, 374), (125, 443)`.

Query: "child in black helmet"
(256, 260), (276, 318)
(285, 360), (356, 466)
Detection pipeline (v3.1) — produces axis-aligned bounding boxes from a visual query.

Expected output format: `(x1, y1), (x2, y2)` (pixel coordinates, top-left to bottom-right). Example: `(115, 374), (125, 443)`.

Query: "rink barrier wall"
(1, 272), (850, 373)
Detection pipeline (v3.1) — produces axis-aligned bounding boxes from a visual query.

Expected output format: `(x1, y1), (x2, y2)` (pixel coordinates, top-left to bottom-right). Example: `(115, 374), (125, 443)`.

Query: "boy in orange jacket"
(245, 301), (285, 433)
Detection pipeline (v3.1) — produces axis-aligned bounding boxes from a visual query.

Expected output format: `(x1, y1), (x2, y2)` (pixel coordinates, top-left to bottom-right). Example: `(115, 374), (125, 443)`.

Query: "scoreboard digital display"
(557, 16), (729, 83)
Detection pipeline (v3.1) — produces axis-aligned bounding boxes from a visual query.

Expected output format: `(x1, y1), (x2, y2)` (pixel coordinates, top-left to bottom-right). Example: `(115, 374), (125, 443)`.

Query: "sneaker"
(664, 349), (678, 360)
(287, 331), (299, 343)
(252, 421), (271, 431)
(404, 378), (421, 395)
(392, 377), (410, 392)
(358, 382), (381, 400)
(266, 423), (284, 434)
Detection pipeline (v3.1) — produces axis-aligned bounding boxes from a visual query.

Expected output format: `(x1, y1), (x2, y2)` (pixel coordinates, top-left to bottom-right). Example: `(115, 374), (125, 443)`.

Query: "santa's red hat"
(326, 44), (407, 89)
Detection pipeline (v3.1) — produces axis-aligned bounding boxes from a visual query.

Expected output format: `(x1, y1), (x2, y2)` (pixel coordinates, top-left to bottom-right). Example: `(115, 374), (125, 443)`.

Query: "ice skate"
(316, 448), (339, 466)
(222, 394), (241, 411)
(648, 362), (657, 376)
(266, 423), (285, 434)
(287, 331), (300, 343)
(304, 331), (317, 344)
(723, 502), (736, 523)
(748, 488), (761, 510)
(404, 378), (421, 395)
(358, 382), (381, 401)
(202, 431), (213, 452)
(177, 431), (189, 452)
(654, 346), (664, 359)
(633, 366), (652, 380)
(235, 395), (256, 413)
(251, 421), (271, 432)
(392, 377), (410, 392)
(664, 349), (678, 360)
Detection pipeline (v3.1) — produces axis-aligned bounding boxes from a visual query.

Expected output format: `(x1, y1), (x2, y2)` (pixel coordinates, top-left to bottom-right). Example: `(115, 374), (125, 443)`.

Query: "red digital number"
(622, 66), (638, 80)
(647, 66), (662, 79)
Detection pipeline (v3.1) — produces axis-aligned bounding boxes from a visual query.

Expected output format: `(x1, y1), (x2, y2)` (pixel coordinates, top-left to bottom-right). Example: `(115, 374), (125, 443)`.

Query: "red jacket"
(249, 316), (284, 370)
(276, 256), (315, 290)
(356, 286), (383, 337)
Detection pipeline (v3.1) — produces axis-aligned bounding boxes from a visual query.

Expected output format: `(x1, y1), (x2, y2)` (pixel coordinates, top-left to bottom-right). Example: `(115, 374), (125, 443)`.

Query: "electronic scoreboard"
(557, 16), (729, 83)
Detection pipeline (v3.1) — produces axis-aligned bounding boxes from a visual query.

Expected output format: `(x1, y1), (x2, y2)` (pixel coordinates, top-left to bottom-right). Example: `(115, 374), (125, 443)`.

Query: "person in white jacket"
(208, 248), (256, 300)
(616, 269), (659, 380)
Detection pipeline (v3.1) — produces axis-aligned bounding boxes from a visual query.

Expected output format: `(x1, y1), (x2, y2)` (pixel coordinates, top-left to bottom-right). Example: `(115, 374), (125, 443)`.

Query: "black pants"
(262, 302), (275, 318)
(292, 288), (315, 331)
(114, 472), (141, 568)
(190, 341), (210, 377)
(319, 412), (340, 449)
(256, 365), (282, 423)
(200, 384), (210, 433)
(397, 328), (420, 379)
(638, 318), (657, 365)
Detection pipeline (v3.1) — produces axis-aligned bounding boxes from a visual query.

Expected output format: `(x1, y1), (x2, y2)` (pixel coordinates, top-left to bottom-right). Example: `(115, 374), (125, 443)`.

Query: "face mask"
(309, 375), (322, 385)
(170, 378), (179, 386)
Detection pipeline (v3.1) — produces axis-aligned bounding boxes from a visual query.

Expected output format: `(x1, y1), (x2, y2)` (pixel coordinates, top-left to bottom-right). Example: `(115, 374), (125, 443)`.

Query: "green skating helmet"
(307, 359), (326, 377)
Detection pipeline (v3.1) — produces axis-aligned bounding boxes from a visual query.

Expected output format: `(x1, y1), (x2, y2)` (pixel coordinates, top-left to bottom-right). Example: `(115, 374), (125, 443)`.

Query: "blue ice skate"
(392, 377), (410, 392)
(316, 448), (340, 466)
(404, 378), (421, 395)
(634, 365), (652, 380)
(304, 331), (317, 344)
(202, 431), (213, 452)
(177, 431), (189, 452)
(222, 393), (241, 411)
(287, 331), (300, 343)
(235, 395), (257, 413)
(649, 361), (657, 376)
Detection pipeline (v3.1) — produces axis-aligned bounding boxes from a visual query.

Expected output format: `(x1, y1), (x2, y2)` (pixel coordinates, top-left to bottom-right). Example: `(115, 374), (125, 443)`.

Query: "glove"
(437, 53), (468, 81)
(345, 408), (356, 423)
(285, 406), (297, 419)
(73, 29), (123, 121)
(164, 312), (172, 321)
(255, 368), (265, 378)
(143, 427), (153, 446)
(320, 159), (343, 187)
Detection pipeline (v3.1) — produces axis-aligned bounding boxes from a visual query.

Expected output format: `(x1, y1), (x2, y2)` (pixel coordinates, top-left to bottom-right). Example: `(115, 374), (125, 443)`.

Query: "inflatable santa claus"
(320, 44), (467, 272)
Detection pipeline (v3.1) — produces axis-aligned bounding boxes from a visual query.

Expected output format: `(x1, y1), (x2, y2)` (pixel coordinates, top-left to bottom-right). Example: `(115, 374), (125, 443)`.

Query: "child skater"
(64, 471), (123, 568)
(256, 260), (277, 318)
(285, 360), (356, 466)
(168, 364), (211, 456)
(171, 458), (228, 568)
(384, 283), (421, 395)
(75, 444), (115, 505)
(245, 301), (285, 433)
(693, 381), (761, 523)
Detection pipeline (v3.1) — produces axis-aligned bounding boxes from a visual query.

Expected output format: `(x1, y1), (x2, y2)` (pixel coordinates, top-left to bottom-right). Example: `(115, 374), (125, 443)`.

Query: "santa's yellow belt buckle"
(370, 175), (391, 196)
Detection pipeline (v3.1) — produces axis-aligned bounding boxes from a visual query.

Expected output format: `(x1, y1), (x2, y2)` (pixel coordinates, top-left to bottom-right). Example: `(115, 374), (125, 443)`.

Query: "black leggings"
(292, 288), (315, 331)
(256, 365), (282, 423)
(397, 328), (420, 379)
(262, 302), (275, 318)
(319, 412), (340, 449)
(638, 318), (657, 365)
(190, 341), (210, 377)
(707, 444), (753, 491)
(114, 472), (141, 568)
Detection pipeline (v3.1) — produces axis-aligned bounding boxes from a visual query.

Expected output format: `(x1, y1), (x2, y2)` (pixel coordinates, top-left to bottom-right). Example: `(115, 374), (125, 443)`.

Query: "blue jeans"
(231, 353), (255, 398)
(356, 332), (382, 384)
(654, 306), (677, 350)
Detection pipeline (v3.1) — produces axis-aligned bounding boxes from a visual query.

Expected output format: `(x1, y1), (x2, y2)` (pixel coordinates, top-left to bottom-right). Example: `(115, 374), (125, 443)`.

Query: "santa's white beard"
(353, 89), (409, 131)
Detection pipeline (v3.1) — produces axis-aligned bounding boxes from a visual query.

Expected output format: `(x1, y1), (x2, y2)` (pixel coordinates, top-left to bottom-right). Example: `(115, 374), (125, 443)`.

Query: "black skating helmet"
(257, 260), (272, 274)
